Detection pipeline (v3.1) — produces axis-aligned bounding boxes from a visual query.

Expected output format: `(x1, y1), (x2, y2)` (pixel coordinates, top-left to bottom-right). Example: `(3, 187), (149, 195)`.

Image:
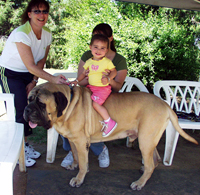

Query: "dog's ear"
(53, 92), (68, 117)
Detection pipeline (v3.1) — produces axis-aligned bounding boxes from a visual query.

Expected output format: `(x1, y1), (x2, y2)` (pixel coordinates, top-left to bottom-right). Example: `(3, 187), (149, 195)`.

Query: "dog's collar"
(69, 85), (73, 102)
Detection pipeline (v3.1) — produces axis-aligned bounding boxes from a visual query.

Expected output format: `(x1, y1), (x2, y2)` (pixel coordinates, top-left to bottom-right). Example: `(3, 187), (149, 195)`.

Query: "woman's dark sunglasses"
(32, 10), (49, 14)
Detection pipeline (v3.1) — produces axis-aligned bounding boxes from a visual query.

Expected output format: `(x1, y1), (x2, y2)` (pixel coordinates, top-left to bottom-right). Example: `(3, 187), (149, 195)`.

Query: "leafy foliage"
(116, 7), (200, 90)
(0, 0), (200, 89)
(0, 0), (25, 35)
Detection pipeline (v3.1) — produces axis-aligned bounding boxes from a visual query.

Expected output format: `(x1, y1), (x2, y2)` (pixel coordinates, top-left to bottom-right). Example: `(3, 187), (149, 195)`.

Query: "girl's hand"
(101, 69), (111, 85)
(101, 76), (109, 85)
(70, 79), (78, 86)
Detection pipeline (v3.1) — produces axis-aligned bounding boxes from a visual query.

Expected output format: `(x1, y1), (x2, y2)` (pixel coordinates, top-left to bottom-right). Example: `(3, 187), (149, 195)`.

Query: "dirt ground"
(13, 130), (200, 195)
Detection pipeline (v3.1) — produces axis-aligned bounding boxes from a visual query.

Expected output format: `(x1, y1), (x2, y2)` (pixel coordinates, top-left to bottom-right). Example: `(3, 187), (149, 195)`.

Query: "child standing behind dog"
(71, 34), (117, 137)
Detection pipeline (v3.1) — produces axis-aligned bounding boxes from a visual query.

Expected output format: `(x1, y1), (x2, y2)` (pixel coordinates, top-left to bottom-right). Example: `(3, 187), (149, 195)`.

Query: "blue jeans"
(61, 136), (104, 156)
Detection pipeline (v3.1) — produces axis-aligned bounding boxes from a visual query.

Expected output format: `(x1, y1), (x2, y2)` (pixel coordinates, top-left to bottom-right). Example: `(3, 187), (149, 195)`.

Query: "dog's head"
(24, 88), (68, 130)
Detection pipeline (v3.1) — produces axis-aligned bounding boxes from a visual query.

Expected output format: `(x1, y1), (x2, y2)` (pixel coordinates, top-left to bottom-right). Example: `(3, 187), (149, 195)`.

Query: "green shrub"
(117, 9), (200, 90)
(0, 36), (7, 55)
(1, 0), (200, 89)
(46, 0), (200, 90)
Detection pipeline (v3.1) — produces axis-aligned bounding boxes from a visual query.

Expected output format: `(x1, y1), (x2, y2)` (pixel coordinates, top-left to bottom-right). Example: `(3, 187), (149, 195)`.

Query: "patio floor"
(13, 130), (200, 195)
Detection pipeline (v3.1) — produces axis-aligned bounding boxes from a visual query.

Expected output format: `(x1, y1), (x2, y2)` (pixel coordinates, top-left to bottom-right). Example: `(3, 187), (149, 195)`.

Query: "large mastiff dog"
(24, 82), (198, 190)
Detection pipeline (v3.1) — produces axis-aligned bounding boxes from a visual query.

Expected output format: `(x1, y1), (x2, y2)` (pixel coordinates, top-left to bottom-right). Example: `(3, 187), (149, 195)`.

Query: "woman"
(0, 0), (67, 167)
(61, 23), (127, 169)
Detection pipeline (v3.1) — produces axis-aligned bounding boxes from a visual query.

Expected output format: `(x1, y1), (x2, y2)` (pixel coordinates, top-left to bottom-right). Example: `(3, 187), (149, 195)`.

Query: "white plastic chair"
(0, 93), (26, 195)
(46, 76), (149, 163)
(119, 77), (149, 147)
(53, 72), (77, 80)
(119, 77), (149, 93)
(153, 80), (200, 166)
(46, 72), (77, 163)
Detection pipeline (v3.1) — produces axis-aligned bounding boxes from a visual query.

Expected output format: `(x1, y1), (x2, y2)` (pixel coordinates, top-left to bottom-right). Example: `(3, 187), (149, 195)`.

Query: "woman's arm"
(37, 45), (50, 69)
(101, 68), (117, 85)
(25, 45), (51, 95)
(103, 69), (127, 92)
(77, 59), (89, 86)
(32, 45), (50, 83)
(16, 42), (67, 84)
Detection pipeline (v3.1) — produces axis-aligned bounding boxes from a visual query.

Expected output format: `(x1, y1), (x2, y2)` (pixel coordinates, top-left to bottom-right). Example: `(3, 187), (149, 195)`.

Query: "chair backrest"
(0, 93), (15, 121)
(153, 80), (200, 116)
(53, 73), (148, 94)
(119, 77), (149, 93)
(53, 72), (77, 81)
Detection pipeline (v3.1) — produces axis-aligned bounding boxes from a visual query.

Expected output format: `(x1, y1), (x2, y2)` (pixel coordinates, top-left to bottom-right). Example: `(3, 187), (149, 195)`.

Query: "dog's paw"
(130, 181), (144, 191)
(69, 177), (83, 187)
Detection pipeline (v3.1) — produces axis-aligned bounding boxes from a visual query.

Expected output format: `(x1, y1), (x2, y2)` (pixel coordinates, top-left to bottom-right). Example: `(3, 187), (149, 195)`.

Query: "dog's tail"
(169, 108), (198, 145)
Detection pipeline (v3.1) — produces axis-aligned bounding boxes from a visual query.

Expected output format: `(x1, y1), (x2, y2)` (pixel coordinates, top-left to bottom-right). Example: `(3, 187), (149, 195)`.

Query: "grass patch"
(28, 126), (47, 144)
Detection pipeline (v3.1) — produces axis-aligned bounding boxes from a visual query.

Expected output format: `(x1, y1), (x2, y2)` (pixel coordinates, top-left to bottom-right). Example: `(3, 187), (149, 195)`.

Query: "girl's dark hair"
(92, 23), (116, 52)
(21, 0), (50, 24)
(90, 34), (109, 49)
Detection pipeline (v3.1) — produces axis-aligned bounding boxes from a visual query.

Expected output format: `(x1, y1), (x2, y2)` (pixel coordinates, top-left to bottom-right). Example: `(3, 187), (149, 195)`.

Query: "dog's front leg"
(65, 141), (79, 170)
(69, 140), (89, 188)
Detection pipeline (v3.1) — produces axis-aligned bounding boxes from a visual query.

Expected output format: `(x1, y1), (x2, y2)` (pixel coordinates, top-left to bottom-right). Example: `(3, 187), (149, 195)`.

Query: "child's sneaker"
(102, 119), (117, 137)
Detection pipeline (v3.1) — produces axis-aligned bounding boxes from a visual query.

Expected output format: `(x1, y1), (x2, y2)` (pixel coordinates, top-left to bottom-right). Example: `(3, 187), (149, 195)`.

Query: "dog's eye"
(28, 96), (34, 103)
(36, 97), (46, 108)
(48, 113), (51, 115)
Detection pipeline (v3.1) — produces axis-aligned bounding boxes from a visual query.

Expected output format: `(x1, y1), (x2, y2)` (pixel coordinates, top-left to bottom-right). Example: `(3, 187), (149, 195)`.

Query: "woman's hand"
(26, 81), (36, 96)
(52, 74), (68, 84)
(102, 69), (111, 77)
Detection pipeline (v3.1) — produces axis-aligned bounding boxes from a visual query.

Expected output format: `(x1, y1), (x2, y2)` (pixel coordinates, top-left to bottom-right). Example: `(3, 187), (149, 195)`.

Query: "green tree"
(0, 1), (14, 35)
(0, 0), (25, 35)
(0, 0), (200, 89)
(116, 8), (200, 90)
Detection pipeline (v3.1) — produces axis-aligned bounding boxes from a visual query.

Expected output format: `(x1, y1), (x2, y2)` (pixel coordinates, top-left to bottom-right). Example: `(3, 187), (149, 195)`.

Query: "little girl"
(71, 34), (117, 137)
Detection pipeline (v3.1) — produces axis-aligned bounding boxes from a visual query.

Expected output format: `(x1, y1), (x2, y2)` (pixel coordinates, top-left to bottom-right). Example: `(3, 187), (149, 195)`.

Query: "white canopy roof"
(119, 0), (200, 11)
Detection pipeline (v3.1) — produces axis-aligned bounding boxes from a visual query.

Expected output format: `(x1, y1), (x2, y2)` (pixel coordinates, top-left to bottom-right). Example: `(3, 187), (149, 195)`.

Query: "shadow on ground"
(14, 130), (200, 195)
